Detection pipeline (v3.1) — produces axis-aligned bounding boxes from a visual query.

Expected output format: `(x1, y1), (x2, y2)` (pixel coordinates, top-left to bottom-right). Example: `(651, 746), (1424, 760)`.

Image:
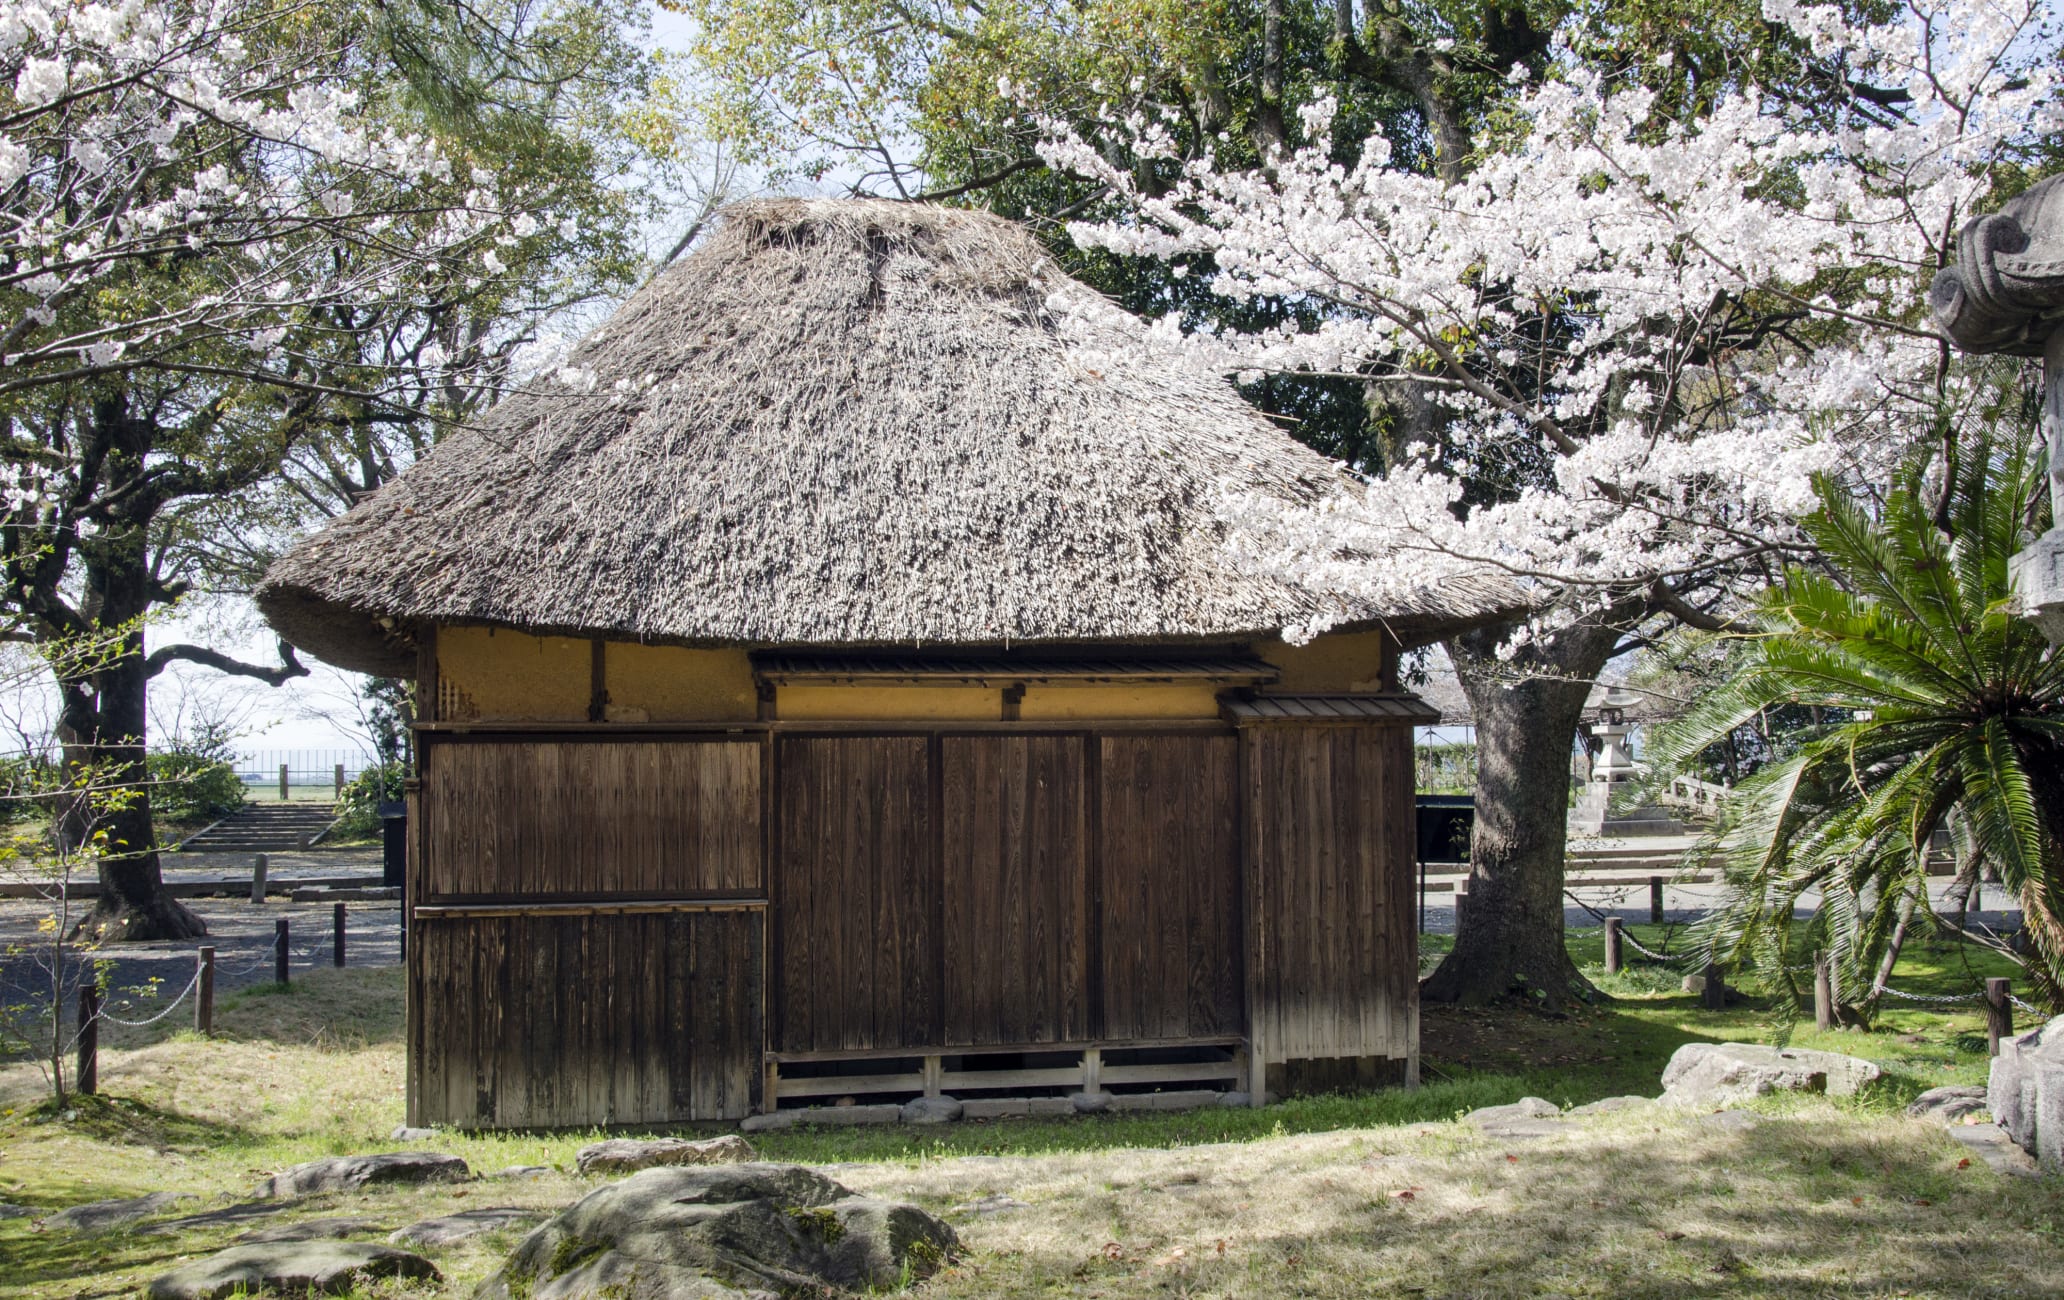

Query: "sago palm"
(1650, 432), (2064, 1011)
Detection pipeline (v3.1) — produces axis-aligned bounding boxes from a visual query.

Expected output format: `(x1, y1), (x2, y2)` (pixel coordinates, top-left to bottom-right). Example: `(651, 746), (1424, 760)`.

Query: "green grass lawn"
(0, 928), (2053, 1298)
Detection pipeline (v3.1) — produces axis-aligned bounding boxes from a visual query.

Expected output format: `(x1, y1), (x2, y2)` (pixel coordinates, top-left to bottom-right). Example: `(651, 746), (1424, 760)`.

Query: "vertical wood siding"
(772, 736), (936, 1053)
(1097, 734), (1242, 1040)
(419, 740), (762, 897)
(409, 909), (761, 1126)
(1244, 723), (1415, 1064)
(941, 735), (1090, 1045)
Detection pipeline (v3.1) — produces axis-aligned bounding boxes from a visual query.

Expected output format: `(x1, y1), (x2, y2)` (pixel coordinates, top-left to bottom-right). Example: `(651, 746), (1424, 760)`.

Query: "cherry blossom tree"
(1035, 0), (2061, 1004)
(0, 0), (630, 940)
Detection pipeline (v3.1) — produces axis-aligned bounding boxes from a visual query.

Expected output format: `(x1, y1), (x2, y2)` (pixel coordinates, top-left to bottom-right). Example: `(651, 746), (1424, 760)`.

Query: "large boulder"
(1907, 1085), (1989, 1125)
(146, 1242), (437, 1300)
(477, 1163), (957, 1300)
(1991, 1019), (2064, 1170)
(1660, 1043), (1880, 1106)
(256, 1152), (471, 1198)
(43, 1191), (196, 1232)
(575, 1136), (755, 1177)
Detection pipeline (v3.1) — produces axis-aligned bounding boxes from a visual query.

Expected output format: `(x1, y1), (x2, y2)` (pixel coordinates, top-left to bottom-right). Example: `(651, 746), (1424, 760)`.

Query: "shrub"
(334, 762), (407, 838)
(148, 748), (245, 824)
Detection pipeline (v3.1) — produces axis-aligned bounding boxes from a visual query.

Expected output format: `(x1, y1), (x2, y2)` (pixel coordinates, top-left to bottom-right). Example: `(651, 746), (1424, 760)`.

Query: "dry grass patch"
(841, 1106), (2064, 1298)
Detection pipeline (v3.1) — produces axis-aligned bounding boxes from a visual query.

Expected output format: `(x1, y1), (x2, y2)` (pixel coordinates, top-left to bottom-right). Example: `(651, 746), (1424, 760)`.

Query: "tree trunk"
(1421, 618), (1619, 1008)
(67, 517), (206, 942)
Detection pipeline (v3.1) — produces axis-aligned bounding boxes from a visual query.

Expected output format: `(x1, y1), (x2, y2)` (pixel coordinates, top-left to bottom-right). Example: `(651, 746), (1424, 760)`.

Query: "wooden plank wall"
(419, 739), (761, 898)
(1244, 723), (1415, 1065)
(772, 736), (935, 1053)
(1098, 735), (1242, 1040)
(410, 908), (760, 1126)
(941, 736), (1089, 1045)
(773, 731), (1243, 1055)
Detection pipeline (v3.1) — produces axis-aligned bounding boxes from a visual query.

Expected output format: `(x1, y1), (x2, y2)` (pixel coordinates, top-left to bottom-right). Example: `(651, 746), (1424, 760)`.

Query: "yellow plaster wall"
(1257, 629), (1395, 693)
(776, 684), (1001, 721)
(434, 626), (589, 721)
(1017, 684), (1223, 719)
(606, 643), (758, 723)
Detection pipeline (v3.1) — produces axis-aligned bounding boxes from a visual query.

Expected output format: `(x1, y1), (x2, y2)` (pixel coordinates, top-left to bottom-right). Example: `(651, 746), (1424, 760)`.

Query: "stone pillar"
(1929, 173), (2064, 643)
(2006, 327), (2064, 642)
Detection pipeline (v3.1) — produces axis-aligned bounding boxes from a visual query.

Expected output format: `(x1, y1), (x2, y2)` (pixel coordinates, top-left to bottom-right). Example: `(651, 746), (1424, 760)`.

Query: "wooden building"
(258, 200), (1510, 1129)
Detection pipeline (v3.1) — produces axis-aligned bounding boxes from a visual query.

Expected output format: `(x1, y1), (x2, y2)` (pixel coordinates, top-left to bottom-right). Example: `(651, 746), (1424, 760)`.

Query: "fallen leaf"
(1851, 1197), (1865, 1206)
(1913, 1199), (1931, 1207)
(1393, 1190), (1416, 1201)
(1658, 1230), (1685, 1241)
(1505, 1154), (1519, 1163)
(1102, 1242), (1123, 1262)
(1957, 1158), (1972, 1169)
(1215, 1240), (1226, 1258)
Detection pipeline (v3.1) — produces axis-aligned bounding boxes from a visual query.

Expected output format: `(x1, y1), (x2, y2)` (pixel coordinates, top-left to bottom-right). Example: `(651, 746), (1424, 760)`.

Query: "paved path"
(0, 851), (398, 1041)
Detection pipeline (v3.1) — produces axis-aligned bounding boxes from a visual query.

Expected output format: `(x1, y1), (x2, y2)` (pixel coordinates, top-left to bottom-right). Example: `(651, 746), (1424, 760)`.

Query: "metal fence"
(232, 749), (377, 798)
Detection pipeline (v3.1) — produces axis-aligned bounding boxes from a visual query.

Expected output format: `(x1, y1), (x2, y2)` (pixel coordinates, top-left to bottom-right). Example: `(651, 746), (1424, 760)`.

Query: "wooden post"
(250, 853), (268, 903)
(1649, 876), (1665, 924)
(762, 1059), (780, 1113)
(333, 763), (345, 798)
(1701, 962), (1726, 1010)
(922, 1055), (942, 1098)
(1452, 878), (1468, 931)
(278, 762), (289, 801)
(333, 902), (347, 967)
(275, 917), (290, 986)
(1082, 1046), (1102, 1095)
(1604, 917), (1623, 974)
(76, 982), (98, 1096)
(1987, 978), (2014, 1057)
(1814, 954), (1834, 1032)
(196, 947), (215, 1037)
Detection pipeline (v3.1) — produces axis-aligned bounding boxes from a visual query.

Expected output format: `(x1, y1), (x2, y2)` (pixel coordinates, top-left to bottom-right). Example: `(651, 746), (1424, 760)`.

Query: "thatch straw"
(258, 199), (1515, 677)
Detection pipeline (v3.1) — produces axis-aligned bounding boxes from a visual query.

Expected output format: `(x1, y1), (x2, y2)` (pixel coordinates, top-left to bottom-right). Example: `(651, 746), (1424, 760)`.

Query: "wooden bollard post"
(1814, 954), (1834, 1032)
(196, 947), (215, 1037)
(334, 763), (345, 798)
(279, 762), (289, 801)
(1987, 977), (2014, 1057)
(1604, 917), (1623, 974)
(333, 902), (347, 967)
(1452, 878), (1469, 932)
(76, 982), (98, 1096)
(1701, 962), (1726, 1010)
(275, 917), (290, 986)
(250, 853), (268, 903)
(1649, 876), (1665, 924)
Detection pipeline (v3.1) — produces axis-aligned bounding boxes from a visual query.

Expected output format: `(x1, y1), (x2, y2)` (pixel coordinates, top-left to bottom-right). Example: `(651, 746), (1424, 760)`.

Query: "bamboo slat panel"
(408, 909), (760, 1127)
(1244, 723), (1415, 1063)
(1097, 734), (1241, 1040)
(772, 735), (935, 1053)
(940, 735), (1089, 1046)
(419, 739), (762, 897)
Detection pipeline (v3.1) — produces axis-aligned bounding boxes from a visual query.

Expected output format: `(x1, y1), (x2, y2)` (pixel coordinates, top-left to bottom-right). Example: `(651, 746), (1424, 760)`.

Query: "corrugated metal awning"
(1222, 694), (1440, 724)
(753, 652), (1278, 686)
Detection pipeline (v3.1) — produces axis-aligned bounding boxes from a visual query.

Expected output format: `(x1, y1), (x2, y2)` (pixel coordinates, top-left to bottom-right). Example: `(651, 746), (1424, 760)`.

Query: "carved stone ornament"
(1930, 173), (2064, 356)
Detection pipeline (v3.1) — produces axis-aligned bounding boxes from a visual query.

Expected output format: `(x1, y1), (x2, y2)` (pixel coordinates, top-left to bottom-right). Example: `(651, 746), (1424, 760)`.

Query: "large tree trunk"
(65, 515), (206, 942)
(1420, 618), (1619, 1008)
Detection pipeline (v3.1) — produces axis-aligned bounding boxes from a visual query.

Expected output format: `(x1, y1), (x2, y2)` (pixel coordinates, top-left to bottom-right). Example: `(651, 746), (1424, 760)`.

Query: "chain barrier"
(97, 968), (203, 1027)
(1565, 889), (1682, 963)
(1873, 985), (1987, 1005)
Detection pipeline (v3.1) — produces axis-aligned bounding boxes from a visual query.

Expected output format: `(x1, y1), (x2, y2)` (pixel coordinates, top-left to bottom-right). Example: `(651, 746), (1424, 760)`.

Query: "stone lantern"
(1930, 174), (2064, 643)
(1589, 686), (1642, 784)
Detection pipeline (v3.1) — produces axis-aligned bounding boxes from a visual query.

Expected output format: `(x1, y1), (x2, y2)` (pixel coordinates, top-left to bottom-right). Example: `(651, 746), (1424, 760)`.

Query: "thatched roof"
(259, 199), (1516, 677)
